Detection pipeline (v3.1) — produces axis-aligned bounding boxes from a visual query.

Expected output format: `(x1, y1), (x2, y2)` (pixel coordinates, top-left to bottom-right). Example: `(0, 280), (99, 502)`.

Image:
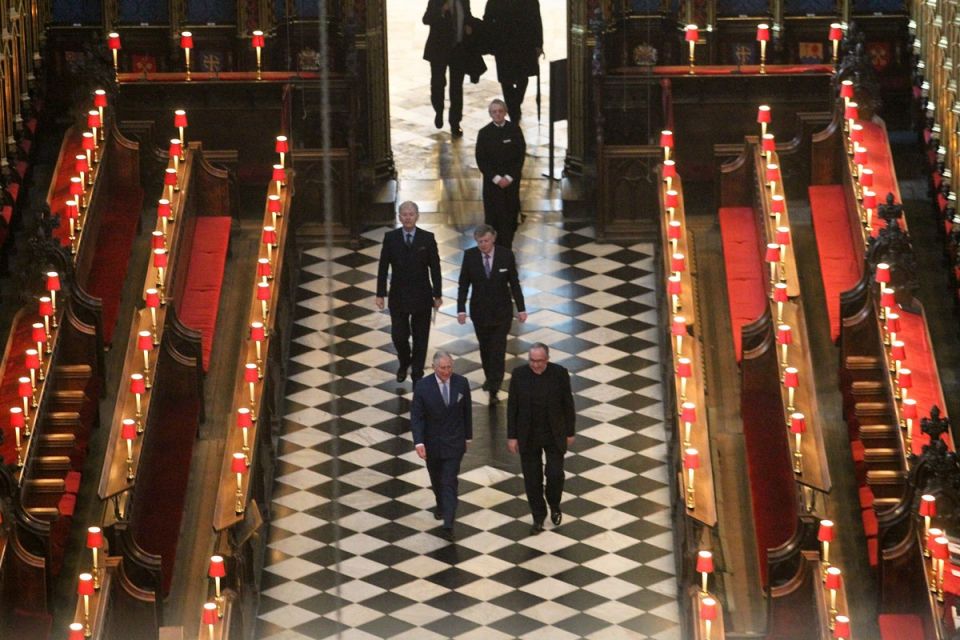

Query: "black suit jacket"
(376, 227), (442, 313)
(507, 362), (575, 453)
(457, 246), (525, 326)
(422, 0), (473, 64)
(412, 373), (473, 459)
(482, 0), (543, 81)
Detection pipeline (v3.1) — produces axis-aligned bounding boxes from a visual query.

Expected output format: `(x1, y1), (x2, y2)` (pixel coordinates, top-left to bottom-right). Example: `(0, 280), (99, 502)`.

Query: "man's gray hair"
(473, 223), (497, 239)
(398, 200), (419, 214)
(432, 350), (454, 366)
(489, 98), (507, 110)
(529, 342), (549, 357)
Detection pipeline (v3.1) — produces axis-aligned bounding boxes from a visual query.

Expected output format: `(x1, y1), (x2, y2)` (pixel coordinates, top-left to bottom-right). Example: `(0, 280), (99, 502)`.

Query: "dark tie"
(405, 233), (413, 247)
(442, 382), (449, 406)
(484, 253), (491, 278)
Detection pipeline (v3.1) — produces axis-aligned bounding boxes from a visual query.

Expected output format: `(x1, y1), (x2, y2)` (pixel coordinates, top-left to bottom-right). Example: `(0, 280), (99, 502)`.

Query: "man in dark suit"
(457, 224), (526, 404)
(423, 0), (474, 137)
(412, 351), (473, 540)
(507, 343), (575, 535)
(482, 0), (543, 123)
(475, 99), (525, 249)
(376, 201), (443, 383)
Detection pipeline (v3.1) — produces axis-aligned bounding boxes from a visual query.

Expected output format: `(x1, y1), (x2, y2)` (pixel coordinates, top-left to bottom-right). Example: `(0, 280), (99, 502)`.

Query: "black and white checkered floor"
(255, 223), (681, 639)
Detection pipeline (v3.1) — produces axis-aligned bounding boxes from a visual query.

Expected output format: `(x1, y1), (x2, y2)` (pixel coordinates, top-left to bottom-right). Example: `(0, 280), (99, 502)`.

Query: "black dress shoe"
(550, 509), (562, 526)
(433, 507), (442, 520)
(451, 125), (463, 138)
(396, 366), (408, 383)
(442, 526), (455, 541)
(489, 391), (499, 406)
(434, 112), (443, 129)
(529, 522), (544, 535)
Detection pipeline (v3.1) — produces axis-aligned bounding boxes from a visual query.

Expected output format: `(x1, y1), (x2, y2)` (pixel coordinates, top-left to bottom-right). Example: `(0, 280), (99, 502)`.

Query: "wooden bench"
(719, 206), (768, 361)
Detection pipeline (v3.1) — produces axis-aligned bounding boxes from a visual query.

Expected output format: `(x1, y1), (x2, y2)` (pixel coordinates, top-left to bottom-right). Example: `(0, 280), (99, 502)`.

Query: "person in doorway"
(475, 99), (525, 249)
(482, 0), (543, 123)
(412, 351), (473, 540)
(457, 224), (526, 404)
(507, 343), (575, 535)
(423, 0), (475, 137)
(376, 201), (443, 384)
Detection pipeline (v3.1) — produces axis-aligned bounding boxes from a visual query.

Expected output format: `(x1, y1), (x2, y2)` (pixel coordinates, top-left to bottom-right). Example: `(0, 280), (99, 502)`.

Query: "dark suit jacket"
(412, 373), (473, 459)
(482, 0), (543, 81)
(476, 121), (525, 218)
(422, 0), (473, 63)
(376, 227), (442, 314)
(457, 246), (525, 326)
(507, 362), (575, 453)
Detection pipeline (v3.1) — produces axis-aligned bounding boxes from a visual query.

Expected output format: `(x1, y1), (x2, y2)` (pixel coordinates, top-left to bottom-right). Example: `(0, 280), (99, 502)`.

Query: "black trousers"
(430, 58), (466, 126)
(474, 320), (510, 391)
(520, 443), (565, 524)
(390, 307), (431, 379)
(501, 76), (529, 122)
(482, 182), (520, 249)
(426, 453), (463, 528)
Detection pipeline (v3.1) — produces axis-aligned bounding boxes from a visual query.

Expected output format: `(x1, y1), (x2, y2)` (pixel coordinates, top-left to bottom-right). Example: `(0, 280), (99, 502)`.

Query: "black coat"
(423, 0), (488, 82)
(475, 120), (525, 221)
(376, 227), (442, 313)
(457, 246), (525, 326)
(482, 0), (543, 82)
(507, 362), (576, 453)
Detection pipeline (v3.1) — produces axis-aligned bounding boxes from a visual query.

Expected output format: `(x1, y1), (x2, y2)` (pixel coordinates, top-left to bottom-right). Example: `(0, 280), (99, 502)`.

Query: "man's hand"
(507, 438), (519, 454)
(415, 444), (427, 460)
(496, 176), (513, 189)
(433, 297), (443, 309)
(566, 436), (575, 447)
(517, 311), (528, 323)
(457, 312), (467, 325)
(538, 47), (544, 58)
(375, 296), (385, 311)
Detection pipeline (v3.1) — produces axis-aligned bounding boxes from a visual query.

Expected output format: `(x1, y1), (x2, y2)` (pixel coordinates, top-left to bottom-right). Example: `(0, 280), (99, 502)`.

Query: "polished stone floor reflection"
(256, 2), (680, 638)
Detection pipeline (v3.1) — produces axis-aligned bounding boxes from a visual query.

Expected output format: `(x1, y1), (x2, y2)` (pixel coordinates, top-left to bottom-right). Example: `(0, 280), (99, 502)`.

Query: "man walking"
(457, 224), (526, 404)
(412, 351), (473, 540)
(423, 0), (474, 137)
(376, 201), (443, 383)
(507, 343), (575, 535)
(475, 99), (525, 249)
(482, 0), (543, 123)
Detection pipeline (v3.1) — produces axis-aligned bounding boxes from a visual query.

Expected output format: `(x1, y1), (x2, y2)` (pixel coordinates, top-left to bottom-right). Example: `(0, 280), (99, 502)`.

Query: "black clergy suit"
(482, 0), (543, 122)
(411, 373), (473, 529)
(475, 119), (525, 248)
(423, 0), (474, 128)
(376, 227), (442, 381)
(507, 362), (575, 525)
(457, 245), (525, 392)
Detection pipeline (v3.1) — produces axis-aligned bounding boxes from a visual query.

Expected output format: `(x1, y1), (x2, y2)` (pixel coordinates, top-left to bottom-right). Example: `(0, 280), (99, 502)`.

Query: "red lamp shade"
(776, 226), (791, 246)
(46, 271), (61, 292)
(862, 191), (877, 210)
(257, 282), (271, 301)
(82, 133), (96, 151)
(829, 23), (843, 41)
(668, 220), (682, 241)
(169, 138), (182, 158)
(659, 129), (674, 149)
(151, 231), (166, 250)
(153, 248), (168, 269)
(684, 24), (699, 42)
(789, 412), (806, 434)
(145, 288), (160, 308)
(898, 368), (913, 389)
(87, 526), (103, 549)
(860, 167), (874, 187)
(262, 226), (277, 245)
(202, 601), (219, 626)
(696, 550), (714, 573)
(854, 147), (868, 167)
(257, 258), (273, 279)
(267, 195), (282, 213)
(31, 323), (45, 344)
(700, 597), (718, 621)
(680, 401), (697, 424)
(232, 451), (248, 474)
(108, 32), (121, 50)
(920, 494), (937, 517)
(844, 103), (859, 121)
(174, 110), (188, 128)
(25, 349), (40, 370)
(880, 287), (896, 308)
(764, 243), (780, 263)
(783, 367), (799, 388)
(671, 315), (687, 336)
(164, 168), (178, 186)
(890, 340), (906, 362)
(875, 262), (891, 283)
(902, 398), (918, 419)
(886, 313), (901, 334)
(121, 418), (137, 440)
(849, 124), (864, 144)
(840, 80), (855, 99)
(933, 535), (950, 560)
(237, 408), (253, 429)
(683, 447), (700, 470)
(9, 407), (23, 428)
(157, 199), (171, 219)
(833, 615), (851, 639)
(38, 297), (53, 317)
(762, 134), (776, 153)
(69, 623), (85, 640)
(209, 555), (226, 578)
(252, 30), (266, 48)
(677, 357), (693, 378)
(667, 275), (682, 296)
(756, 23), (770, 42)
(671, 252), (686, 273)
(824, 566), (842, 590)
(138, 330), (154, 352)
(87, 110), (101, 129)
(765, 163), (780, 183)
(65, 200), (79, 220)
(130, 373), (146, 394)
(774, 282), (789, 303)
(275, 135), (289, 153)
(250, 322), (266, 342)
(818, 519), (834, 542)
(928, 528), (943, 552)
(244, 363), (259, 383)
(94, 89), (108, 108)
(771, 194), (785, 213)
(75, 154), (90, 174)
(662, 160), (677, 178)
(776, 324), (793, 345)
(272, 164), (286, 183)
(77, 573), (95, 596)
(757, 105), (772, 124)
(69, 177), (84, 198)
(180, 31), (194, 49)
(664, 190), (679, 209)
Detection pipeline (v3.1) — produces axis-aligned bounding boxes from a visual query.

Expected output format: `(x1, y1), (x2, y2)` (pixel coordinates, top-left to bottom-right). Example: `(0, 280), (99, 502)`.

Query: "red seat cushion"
(896, 308), (952, 455)
(859, 485), (874, 509)
(179, 216), (232, 371)
(862, 508), (878, 537)
(878, 614), (924, 640)
(719, 207), (767, 360)
(57, 493), (76, 517)
(64, 470), (81, 494)
(809, 185), (861, 342)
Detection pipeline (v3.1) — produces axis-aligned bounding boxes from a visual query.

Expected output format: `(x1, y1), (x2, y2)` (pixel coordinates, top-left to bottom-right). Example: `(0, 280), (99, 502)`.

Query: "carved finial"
(922, 406), (951, 444)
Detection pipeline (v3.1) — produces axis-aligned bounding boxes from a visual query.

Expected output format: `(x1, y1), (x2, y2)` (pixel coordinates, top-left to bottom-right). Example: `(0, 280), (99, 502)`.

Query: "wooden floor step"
(874, 496), (902, 510)
(25, 506), (59, 520)
(33, 455), (72, 472)
(24, 478), (65, 493)
(864, 447), (902, 464)
(859, 424), (902, 448)
(51, 389), (87, 410)
(53, 364), (92, 392)
(45, 411), (82, 430)
(845, 355), (884, 370)
(867, 469), (906, 485)
(851, 380), (888, 398)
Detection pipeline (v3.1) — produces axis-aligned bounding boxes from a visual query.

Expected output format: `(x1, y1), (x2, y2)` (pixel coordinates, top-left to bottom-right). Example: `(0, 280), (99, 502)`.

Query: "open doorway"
(385, 0), (568, 229)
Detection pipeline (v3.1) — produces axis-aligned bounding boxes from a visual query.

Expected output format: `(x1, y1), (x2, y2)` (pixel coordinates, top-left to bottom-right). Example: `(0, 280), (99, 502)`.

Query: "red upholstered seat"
(859, 485), (874, 509)
(0, 314), (40, 465)
(719, 207), (767, 360)
(862, 507), (878, 537)
(57, 493), (76, 517)
(860, 120), (902, 235)
(878, 614), (924, 640)
(895, 308), (952, 455)
(64, 470), (81, 494)
(179, 216), (232, 371)
(867, 536), (879, 567)
(809, 185), (861, 342)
